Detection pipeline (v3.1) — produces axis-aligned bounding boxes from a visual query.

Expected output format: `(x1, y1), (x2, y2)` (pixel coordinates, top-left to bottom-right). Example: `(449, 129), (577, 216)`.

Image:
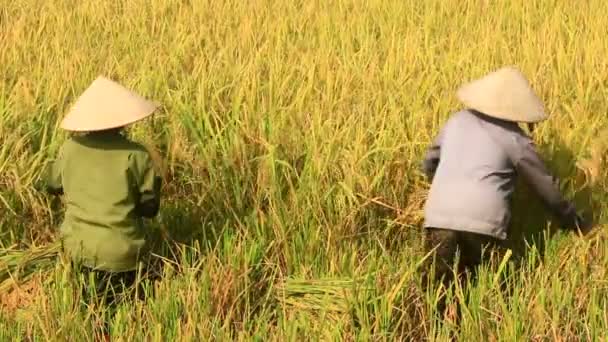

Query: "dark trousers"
(421, 228), (502, 320)
(74, 265), (155, 337)
(78, 267), (140, 307)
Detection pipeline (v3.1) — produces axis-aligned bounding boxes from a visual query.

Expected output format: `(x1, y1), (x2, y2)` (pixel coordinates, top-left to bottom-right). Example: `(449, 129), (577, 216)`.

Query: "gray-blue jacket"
(422, 109), (579, 240)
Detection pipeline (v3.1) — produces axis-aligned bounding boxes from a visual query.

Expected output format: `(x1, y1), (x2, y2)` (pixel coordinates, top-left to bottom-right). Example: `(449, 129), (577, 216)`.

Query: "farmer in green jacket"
(43, 76), (162, 306)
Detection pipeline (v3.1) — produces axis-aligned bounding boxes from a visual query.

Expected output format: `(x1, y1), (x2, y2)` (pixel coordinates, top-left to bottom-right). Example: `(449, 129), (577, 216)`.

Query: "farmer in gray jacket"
(421, 66), (592, 304)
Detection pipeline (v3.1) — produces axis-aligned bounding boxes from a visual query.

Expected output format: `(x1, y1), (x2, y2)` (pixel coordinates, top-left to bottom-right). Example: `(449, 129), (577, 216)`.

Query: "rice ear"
(576, 137), (606, 187)
(0, 242), (61, 297)
(142, 142), (168, 183)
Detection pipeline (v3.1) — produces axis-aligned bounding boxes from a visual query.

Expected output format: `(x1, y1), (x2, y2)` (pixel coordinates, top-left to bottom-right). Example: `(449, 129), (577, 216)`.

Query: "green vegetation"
(1, 0), (607, 340)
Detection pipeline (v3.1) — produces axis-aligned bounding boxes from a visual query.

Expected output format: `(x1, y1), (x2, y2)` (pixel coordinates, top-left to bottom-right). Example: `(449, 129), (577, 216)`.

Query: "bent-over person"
(42, 76), (163, 331)
(420, 66), (593, 318)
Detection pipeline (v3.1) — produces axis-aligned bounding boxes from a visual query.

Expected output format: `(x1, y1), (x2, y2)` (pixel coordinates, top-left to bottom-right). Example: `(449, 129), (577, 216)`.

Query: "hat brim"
(60, 77), (160, 131)
(456, 66), (548, 123)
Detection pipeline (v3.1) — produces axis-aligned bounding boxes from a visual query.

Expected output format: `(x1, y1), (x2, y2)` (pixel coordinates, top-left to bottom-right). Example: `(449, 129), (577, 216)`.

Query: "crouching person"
(42, 76), (162, 328)
(420, 66), (593, 319)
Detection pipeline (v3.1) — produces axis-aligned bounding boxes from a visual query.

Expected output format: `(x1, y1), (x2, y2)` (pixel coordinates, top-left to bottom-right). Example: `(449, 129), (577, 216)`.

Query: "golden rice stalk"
(576, 130), (608, 187)
(0, 241), (61, 295)
(142, 142), (169, 184)
(275, 277), (373, 322)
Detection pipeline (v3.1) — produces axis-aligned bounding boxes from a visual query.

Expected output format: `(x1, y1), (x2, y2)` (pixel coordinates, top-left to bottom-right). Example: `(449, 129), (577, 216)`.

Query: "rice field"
(1, 0), (608, 340)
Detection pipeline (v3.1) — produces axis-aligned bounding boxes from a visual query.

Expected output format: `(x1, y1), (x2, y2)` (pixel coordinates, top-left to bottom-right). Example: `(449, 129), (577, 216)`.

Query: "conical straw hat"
(456, 66), (547, 123)
(60, 76), (159, 131)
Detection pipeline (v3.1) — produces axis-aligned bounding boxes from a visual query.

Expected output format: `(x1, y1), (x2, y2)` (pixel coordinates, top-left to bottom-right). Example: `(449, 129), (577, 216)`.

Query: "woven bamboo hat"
(60, 76), (159, 131)
(456, 66), (547, 123)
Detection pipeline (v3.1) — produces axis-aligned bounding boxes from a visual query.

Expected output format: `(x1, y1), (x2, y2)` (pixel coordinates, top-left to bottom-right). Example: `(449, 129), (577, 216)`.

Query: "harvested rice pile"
(0, 242), (61, 295)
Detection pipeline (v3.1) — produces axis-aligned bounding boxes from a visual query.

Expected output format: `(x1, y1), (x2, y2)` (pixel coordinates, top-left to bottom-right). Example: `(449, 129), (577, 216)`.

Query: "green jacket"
(44, 131), (162, 272)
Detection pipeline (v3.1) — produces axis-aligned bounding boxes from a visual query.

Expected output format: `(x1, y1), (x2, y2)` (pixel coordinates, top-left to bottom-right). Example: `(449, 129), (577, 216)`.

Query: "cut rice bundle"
(0, 241), (61, 294)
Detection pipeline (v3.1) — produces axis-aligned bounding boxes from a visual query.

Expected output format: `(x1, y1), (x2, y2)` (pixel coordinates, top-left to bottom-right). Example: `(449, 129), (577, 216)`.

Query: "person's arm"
(510, 135), (588, 231)
(421, 128), (445, 180)
(131, 151), (162, 218)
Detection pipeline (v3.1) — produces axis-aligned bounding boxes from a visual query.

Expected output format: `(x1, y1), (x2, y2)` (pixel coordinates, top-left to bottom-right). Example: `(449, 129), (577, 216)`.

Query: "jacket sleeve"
(421, 128), (445, 179)
(131, 151), (162, 218)
(508, 134), (580, 230)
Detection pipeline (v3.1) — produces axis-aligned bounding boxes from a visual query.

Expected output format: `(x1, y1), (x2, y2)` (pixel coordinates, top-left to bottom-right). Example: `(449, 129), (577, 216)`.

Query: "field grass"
(1, 0), (608, 340)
